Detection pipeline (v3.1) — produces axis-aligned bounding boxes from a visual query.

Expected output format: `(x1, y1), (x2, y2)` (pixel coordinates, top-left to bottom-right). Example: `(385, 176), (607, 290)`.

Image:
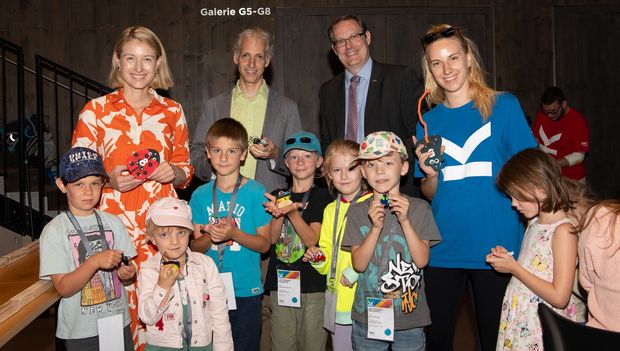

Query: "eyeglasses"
(542, 104), (563, 117)
(421, 26), (458, 48)
(332, 32), (366, 48)
(286, 136), (313, 145)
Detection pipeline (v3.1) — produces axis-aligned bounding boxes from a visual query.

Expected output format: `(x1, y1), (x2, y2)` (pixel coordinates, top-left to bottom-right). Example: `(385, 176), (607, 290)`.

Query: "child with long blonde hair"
(487, 148), (586, 350)
(303, 139), (370, 351)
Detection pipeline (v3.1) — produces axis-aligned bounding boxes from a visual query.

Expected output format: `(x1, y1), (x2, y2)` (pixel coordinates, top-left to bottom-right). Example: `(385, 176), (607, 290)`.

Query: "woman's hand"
(109, 165), (144, 192)
(148, 161), (177, 184)
(412, 136), (444, 178)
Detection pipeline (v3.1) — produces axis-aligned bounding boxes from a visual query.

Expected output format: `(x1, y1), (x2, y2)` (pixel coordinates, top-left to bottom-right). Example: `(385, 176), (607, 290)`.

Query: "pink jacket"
(578, 207), (620, 332)
(138, 250), (233, 350)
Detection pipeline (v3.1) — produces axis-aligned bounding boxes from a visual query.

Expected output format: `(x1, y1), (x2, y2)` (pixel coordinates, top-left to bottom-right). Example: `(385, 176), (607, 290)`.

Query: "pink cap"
(146, 197), (194, 231)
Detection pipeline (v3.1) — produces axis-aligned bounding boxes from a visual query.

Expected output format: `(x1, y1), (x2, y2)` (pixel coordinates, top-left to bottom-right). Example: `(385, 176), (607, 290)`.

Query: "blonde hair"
(321, 139), (367, 196)
(421, 24), (497, 121)
(145, 219), (179, 242)
(109, 26), (173, 89)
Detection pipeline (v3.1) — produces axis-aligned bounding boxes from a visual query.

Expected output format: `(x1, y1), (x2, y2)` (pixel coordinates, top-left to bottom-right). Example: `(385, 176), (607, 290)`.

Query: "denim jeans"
(229, 295), (262, 351)
(351, 320), (425, 351)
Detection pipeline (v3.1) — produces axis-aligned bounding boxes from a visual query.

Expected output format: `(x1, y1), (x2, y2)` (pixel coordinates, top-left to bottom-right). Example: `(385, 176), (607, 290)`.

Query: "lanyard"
(211, 175), (243, 268)
(65, 210), (111, 299)
(281, 185), (313, 263)
(328, 191), (363, 286)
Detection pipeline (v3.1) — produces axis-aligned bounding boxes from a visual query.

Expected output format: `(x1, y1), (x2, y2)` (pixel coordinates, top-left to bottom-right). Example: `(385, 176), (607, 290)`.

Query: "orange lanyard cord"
(417, 89), (430, 143)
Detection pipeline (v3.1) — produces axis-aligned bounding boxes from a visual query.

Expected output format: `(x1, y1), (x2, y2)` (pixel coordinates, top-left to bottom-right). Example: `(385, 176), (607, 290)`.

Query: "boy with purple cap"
(341, 131), (441, 350)
(139, 197), (233, 350)
(39, 146), (137, 350)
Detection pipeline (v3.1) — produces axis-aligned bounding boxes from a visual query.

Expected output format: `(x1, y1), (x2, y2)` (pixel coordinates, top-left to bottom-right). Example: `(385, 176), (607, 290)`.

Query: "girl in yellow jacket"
(304, 139), (370, 351)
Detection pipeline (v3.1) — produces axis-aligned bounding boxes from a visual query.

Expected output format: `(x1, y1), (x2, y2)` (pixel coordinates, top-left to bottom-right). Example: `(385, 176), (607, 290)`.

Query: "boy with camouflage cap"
(341, 131), (441, 350)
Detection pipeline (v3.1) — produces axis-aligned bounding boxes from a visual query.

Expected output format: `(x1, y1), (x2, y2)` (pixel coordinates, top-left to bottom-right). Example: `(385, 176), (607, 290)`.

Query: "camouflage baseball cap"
(354, 131), (408, 161)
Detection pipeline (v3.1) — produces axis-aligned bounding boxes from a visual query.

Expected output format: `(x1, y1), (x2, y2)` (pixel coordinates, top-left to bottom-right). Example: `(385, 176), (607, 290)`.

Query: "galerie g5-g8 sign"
(200, 7), (272, 16)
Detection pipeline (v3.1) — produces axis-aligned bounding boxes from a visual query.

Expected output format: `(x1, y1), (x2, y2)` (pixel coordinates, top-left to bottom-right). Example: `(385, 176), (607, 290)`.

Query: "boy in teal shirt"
(190, 118), (271, 351)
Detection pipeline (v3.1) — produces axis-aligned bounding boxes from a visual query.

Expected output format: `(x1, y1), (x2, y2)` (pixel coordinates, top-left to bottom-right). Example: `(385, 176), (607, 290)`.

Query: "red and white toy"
(310, 250), (327, 263)
(126, 149), (160, 180)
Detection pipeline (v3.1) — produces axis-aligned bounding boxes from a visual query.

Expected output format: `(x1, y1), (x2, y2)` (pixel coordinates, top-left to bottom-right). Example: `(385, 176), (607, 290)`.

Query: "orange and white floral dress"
(72, 88), (194, 350)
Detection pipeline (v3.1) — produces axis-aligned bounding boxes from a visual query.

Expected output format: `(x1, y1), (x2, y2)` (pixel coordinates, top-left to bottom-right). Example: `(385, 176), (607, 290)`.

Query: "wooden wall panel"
(555, 6), (620, 197)
(1, 0), (619, 196)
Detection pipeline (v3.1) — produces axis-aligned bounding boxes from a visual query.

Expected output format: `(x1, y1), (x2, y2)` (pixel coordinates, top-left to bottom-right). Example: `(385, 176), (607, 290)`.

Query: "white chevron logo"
(538, 126), (560, 156)
(442, 123), (493, 181)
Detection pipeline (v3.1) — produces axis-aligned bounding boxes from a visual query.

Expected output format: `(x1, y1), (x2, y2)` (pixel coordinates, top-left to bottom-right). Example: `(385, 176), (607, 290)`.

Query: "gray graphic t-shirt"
(39, 210), (136, 339)
(341, 195), (441, 330)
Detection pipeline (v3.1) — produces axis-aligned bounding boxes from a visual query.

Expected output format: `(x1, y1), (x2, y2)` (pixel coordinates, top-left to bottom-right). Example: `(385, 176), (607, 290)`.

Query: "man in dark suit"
(319, 15), (424, 196)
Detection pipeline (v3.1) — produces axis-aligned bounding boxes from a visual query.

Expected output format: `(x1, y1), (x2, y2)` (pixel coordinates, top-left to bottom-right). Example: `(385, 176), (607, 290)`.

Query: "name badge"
(277, 269), (301, 308)
(366, 298), (394, 341)
(220, 272), (237, 310)
(97, 314), (124, 350)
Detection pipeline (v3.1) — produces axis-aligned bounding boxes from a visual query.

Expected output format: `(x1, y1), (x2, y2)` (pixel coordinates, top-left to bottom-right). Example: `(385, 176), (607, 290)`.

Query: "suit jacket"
(190, 86), (301, 192)
(319, 61), (424, 196)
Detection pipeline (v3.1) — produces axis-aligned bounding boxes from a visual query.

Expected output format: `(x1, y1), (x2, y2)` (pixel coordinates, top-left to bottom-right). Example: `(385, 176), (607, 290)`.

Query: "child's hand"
(158, 261), (180, 290)
(209, 218), (236, 243)
(263, 193), (303, 217)
(412, 136), (444, 178)
(303, 246), (321, 263)
(340, 275), (355, 288)
(485, 245), (517, 274)
(195, 224), (211, 239)
(279, 202), (304, 218)
(92, 249), (123, 269)
(389, 194), (410, 223)
(118, 260), (137, 281)
(368, 200), (386, 230)
(263, 193), (282, 217)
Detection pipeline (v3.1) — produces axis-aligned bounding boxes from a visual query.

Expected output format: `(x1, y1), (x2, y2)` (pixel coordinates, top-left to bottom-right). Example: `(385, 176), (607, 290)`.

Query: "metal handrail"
(1, 36), (113, 239)
(0, 54), (105, 101)
(35, 55), (112, 231)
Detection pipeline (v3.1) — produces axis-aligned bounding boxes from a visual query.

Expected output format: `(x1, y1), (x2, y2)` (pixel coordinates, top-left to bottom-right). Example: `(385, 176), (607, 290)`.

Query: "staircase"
(1, 37), (112, 240)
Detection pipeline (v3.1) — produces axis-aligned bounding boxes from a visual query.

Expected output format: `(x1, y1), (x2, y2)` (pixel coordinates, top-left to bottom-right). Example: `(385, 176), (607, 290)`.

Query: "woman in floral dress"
(72, 26), (193, 350)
